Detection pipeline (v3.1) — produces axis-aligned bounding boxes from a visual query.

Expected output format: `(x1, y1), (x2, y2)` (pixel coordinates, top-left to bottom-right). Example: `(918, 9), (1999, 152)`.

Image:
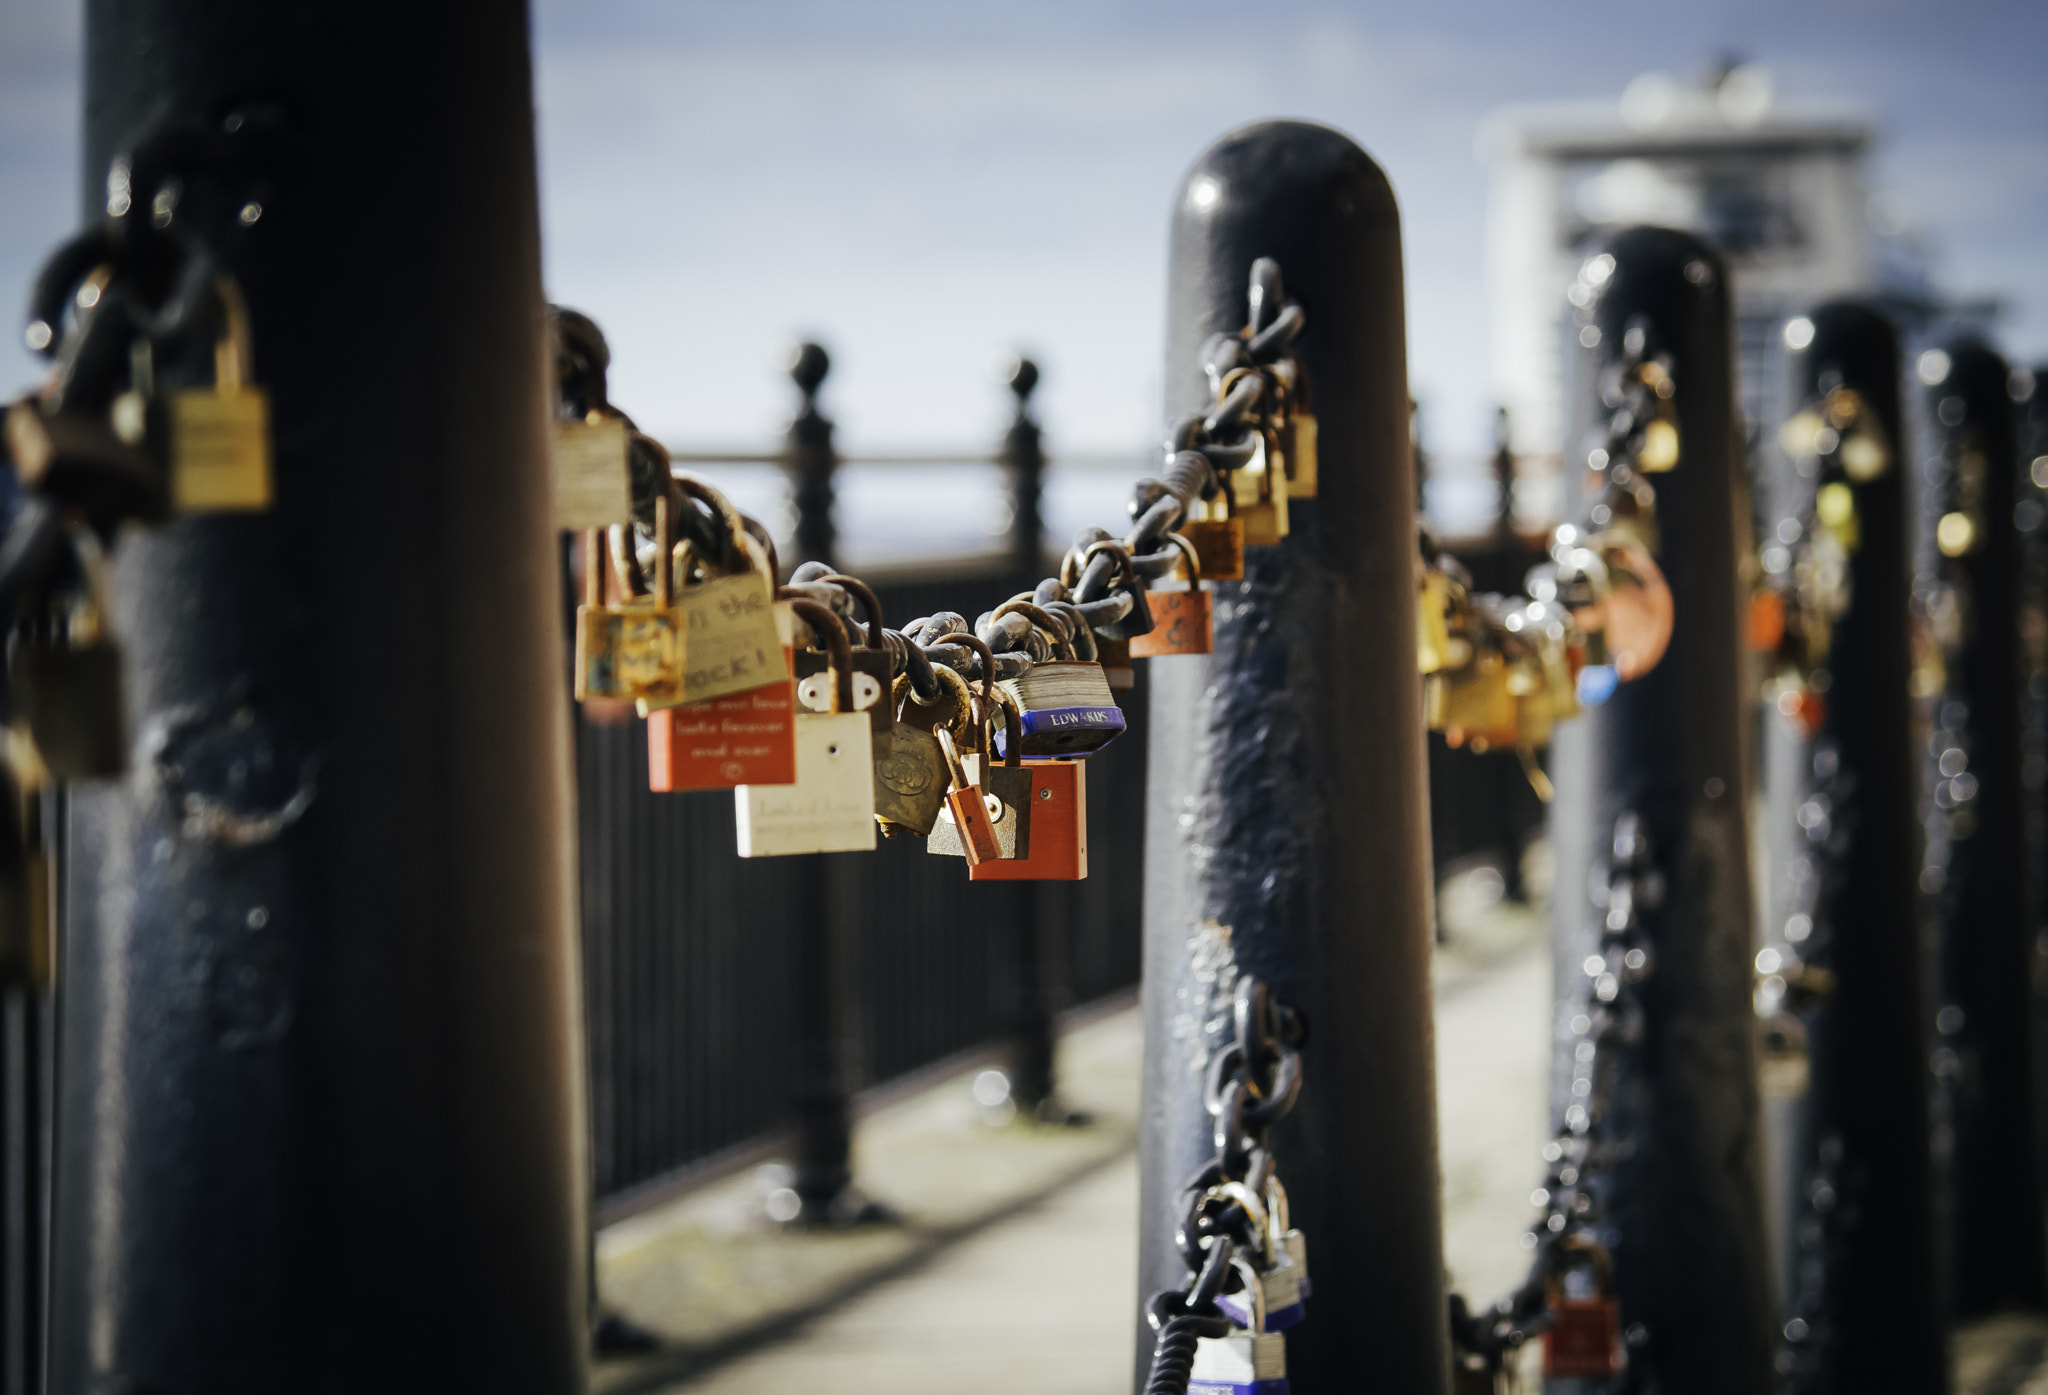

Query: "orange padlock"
(1543, 1237), (1623, 1379)
(648, 601), (798, 791)
(968, 759), (1086, 881)
(1130, 533), (1214, 658)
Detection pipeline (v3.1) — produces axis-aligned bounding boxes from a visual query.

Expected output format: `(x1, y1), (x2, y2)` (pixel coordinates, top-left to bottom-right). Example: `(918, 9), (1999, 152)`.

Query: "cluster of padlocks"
(553, 264), (1345, 880)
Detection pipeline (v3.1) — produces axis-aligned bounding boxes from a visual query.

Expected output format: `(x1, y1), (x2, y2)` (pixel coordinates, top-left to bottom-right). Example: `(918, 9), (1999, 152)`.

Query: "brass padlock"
(874, 669), (957, 837)
(1430, 652), (1517, 753)
(1543, 1237), (1622, 1379)
(164, 276), (272, 513)
(1129, 532), (1213, 658)
(1230, 428), (1289, 546)
(1183, 506), (1245, 583)
(573, 497), (682, 704)
(11, 532), (127, 779)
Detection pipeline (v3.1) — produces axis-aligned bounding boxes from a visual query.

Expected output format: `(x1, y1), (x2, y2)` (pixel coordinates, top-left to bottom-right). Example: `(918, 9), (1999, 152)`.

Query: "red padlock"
(1543, 1236), (1623, 1379)
(968, 759), (1086, 881)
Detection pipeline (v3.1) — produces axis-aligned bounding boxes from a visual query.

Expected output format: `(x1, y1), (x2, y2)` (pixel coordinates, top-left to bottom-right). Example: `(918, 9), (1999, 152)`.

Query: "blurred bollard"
(1918, 334), (2048, 1316)
(1755, 301), (1941, 1391)
(787, 341), (837, 571)
(1139, 119), (1447, 1395)
(2021, 364), (2048, 1213)
(1545, 227), (1775, 1394)
(47, 2), (587, 1389)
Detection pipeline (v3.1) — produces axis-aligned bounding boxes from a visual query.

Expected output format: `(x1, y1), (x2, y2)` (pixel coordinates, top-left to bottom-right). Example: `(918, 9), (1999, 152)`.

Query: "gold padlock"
(168, 276), (271, 512)
(574, 497), (683, 704)
(1418, 569), (1454, 674)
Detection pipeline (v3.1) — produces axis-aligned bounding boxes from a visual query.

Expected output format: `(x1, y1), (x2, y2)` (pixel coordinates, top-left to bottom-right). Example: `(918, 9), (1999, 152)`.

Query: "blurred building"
(1480, 64), (1876, 508)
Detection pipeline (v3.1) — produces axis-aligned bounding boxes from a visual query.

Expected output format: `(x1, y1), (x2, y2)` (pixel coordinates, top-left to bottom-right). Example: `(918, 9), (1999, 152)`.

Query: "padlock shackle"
(815, 572), (885, 649)
(989, 686), (1024, 770)
(1550, 1233), (1615, 1296)
(788, 597), (854, 714)
(670, 472), (753, 579)
(580, 527), (602, 609)
(989, 598), (1075, 661)
(208, 274), (254, 394)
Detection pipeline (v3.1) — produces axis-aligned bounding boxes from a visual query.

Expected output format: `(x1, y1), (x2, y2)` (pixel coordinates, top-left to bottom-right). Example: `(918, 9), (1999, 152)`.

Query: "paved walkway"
(596, 864), (2046, 1393)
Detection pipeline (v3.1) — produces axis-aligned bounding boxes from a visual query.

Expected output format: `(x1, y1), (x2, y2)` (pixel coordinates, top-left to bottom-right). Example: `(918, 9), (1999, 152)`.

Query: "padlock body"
(1184, 517), (1245, 582)
(1216, 1263), (1305, 1331)
(995, 661), (1126, 759)
(928, 758), (1031, 859)
(576, 604), (682, 703)
(734, 712), (875, 856)
(872, 724), (948, 834)
(1129, 589), (1213, 657)
(168, 385), (272, 512)
(552, 416), (633, 529)
(1190, 1332), (1287, 1395)
(969, 760), (1084, 881)
(655, 572), (788, 708)
(648, 661), (797, 792)
(14, 641), (128, 778)
(1543, 1297), (1622, 1378)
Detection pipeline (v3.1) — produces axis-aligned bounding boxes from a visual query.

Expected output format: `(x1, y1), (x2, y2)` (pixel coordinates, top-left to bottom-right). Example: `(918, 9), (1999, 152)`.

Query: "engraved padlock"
(648, 598), (798, 792)
(1543, 1236), (1623, 1379)
(642, 477), (789, 710)
(735, 599), (875, 857)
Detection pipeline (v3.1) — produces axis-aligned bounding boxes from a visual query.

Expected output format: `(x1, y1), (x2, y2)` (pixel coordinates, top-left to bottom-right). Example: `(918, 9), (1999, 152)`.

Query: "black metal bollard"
(787, 342), (837, 573)
(1755, 301), (1942, 1391)
(1544, 227), (1774, 1394)
(48, 1), (586, 1389)
(1138, 120), (1447, 1394)
(2022, 365), (2048, 1216)
(1919, 334), (2048, 1315)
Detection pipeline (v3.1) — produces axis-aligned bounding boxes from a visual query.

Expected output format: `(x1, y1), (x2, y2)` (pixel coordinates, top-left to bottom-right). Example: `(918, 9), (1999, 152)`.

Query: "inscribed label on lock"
(672, 573), (788, 705)
(170, 387), (272, 512)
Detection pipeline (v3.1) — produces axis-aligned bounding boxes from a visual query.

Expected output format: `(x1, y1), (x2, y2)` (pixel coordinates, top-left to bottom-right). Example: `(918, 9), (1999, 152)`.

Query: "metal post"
(776, 346), (872, 1223)
(1755, 301), (1942, 1391)
(2022, 364), (2048, 1216)
(49, 3), (587, 1389)
(787, 342), (837, 572)
(1002, 357), (1047, 578)
(1139, 120), (1447, 1395)
(1545, 227), (1774, 1393)
(1920, 334), (2047, 1316)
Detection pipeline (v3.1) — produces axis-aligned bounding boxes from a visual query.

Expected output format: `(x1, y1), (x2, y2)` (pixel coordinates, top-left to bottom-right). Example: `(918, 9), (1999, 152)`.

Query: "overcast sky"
(2, 0), (2043, 458)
